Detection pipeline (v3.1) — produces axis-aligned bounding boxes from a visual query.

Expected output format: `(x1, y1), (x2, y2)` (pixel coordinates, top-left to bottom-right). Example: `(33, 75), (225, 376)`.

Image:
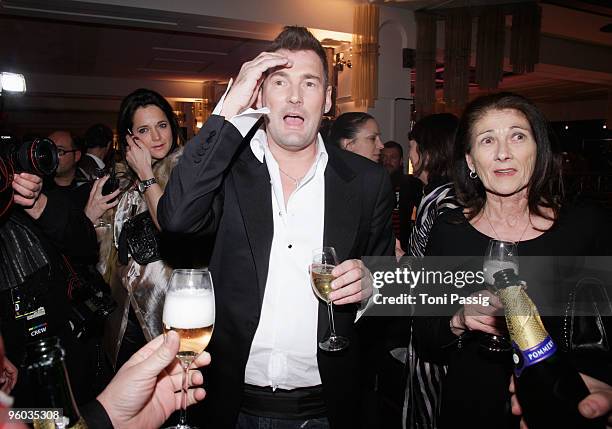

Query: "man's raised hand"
(219, 52), (291, 119)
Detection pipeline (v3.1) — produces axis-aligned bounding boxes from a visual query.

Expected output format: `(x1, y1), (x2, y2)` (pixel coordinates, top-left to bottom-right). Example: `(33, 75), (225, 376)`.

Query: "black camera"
(69, 283), (117, 339)
(1, 135), (59, 217)
(0, 135), (59, 176)
(66, 264), (117, 340)
(97, 165), (120, 196)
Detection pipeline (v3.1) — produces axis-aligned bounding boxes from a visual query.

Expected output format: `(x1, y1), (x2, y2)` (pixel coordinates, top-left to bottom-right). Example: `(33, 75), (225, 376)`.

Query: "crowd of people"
(0, 25), (610, 429)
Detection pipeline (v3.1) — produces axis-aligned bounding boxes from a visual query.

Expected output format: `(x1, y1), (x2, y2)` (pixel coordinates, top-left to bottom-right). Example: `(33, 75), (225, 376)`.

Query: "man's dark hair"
(84, 123), (113, 149)
(328, 112), (374, 147)
(384, 140), (403, 158)
(73, 135), (85, 153)
(454, 92), (563, 221)
(408, 113), (458, 183)
(267, 26), (329, 88)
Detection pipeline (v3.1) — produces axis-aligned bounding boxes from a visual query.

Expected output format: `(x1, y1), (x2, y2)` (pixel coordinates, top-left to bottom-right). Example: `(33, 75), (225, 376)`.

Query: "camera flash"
(0, 72), (27, 93)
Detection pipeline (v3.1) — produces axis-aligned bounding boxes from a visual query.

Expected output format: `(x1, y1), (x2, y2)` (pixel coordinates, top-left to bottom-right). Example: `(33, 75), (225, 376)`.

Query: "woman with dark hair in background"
(402, 113), (460, 429)
(412, 93), (611, 428)
(102, 88), (211, 369)
(328, 112), (384, 162)
(406, 113), (460, 257)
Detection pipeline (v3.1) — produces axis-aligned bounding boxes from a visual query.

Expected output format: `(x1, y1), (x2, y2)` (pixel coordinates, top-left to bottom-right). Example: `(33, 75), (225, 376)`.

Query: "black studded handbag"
(118, 210), (162, 265)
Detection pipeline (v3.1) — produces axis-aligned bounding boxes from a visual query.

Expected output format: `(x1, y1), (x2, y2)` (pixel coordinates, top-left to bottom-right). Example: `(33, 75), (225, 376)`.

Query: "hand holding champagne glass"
(162, 269), (215, 429)
(310, 247), (349, 352)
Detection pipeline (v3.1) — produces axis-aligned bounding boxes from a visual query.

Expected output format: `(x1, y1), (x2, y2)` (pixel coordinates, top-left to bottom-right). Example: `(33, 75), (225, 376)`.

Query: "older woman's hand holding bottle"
(449, 289), (505, 337)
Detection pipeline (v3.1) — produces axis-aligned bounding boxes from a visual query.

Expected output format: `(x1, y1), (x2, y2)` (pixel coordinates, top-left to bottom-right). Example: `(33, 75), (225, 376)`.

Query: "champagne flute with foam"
(162, 269), (215, 429)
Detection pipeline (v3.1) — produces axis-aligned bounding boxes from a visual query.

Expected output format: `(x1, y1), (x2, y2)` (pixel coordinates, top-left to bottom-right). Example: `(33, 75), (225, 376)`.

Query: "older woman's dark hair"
(116, 88), (180, 163)
(408, 113), (458, 181)
(328, 112), (374, 147)
(454, 92), (563, 220)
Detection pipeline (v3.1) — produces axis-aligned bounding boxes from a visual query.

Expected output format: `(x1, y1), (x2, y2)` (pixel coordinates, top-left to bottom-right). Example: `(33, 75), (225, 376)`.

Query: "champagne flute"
(310, 247), (349, 352)
(481, 240), (518, 352)
(162, 269), (215, 429)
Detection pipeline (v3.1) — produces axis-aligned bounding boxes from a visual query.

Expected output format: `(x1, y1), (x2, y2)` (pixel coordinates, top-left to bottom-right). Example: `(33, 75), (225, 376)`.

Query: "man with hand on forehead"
(159, 26), (394, 428)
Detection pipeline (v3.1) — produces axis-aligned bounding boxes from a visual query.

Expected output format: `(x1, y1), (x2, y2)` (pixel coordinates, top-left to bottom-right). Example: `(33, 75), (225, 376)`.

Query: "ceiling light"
(309, 28), (353, 44)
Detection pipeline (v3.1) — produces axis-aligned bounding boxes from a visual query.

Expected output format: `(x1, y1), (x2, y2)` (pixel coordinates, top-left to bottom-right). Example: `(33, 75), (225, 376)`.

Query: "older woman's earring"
(469, 170), (478, 179)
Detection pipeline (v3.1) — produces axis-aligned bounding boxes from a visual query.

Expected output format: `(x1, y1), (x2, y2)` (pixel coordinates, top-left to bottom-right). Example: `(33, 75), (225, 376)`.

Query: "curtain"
(476, 6), (505, 90)
(352, 4), (379, 108)
(511, 2), (541, 74)
(202, 80), (216, 120)
(443, 8), (472, 110)
(415, 11), (437, 119)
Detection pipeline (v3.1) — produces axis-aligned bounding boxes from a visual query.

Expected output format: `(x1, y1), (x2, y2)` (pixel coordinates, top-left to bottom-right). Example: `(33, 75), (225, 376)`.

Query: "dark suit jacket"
(158, 115), (394, 428)
(75, 153), (102, 182)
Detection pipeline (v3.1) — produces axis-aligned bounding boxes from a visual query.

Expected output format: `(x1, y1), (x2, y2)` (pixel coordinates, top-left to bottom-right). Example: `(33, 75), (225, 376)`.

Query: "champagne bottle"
(493, 269), (603, 429)
(22, 337), (88, 429)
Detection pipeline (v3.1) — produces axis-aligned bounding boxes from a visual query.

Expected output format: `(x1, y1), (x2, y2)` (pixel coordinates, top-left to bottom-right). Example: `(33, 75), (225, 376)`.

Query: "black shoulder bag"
(118, 210), (162, 265)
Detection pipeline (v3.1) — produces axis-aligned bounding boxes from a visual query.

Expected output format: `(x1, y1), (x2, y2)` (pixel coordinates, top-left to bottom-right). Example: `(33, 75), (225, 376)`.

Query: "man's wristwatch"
(137, 177), (157, 193)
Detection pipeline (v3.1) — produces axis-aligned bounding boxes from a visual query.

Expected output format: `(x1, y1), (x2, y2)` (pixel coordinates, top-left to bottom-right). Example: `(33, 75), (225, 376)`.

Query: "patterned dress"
(404, 180), (458, 429)
(408, 182), (458, 257)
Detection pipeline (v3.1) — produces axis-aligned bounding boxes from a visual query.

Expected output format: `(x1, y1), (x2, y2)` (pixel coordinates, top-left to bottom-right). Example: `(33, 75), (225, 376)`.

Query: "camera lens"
(16, 137), (59, 176)
(30, 137), (59, 176)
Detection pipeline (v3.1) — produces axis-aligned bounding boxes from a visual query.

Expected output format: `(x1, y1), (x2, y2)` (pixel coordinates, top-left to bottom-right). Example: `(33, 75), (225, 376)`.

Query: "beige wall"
(366, 5), (415, 145)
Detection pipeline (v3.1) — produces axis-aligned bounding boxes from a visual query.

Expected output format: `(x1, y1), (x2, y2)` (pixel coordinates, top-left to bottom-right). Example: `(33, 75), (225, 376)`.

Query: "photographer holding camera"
(43, 130), (120, 392)
(43, 130), (119, 221)
(0, 136), (103, 406)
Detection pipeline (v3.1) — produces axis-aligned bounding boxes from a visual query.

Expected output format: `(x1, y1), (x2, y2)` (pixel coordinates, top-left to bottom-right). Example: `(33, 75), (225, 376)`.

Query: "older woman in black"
(412, 93), (611, 428)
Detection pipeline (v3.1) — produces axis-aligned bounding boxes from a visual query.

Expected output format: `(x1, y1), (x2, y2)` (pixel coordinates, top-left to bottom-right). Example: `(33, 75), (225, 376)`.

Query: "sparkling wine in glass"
(481, 239), (518, 352)
(162, 269), (215, 429)
(310, 247), (349, 352)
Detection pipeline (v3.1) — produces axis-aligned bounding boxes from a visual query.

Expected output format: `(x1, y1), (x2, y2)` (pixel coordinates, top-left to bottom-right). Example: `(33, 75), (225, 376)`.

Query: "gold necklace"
(483, 209), (531, 244)
(278, 167), (303, 187)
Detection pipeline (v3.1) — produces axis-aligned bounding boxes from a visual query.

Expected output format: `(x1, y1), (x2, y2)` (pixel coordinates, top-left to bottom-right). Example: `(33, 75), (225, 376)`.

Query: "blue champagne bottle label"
(512, 336), (557, 377)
